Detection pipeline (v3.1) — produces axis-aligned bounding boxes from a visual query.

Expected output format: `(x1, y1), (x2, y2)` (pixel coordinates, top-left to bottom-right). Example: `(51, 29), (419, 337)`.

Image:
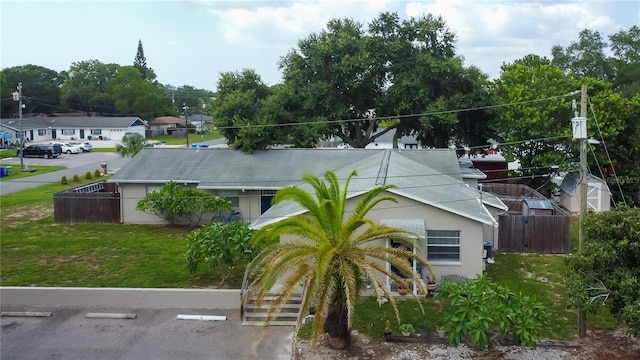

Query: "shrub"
(73, 174), (80, 182)
(185, 222), (271, 286)
(94, 169), (101, 177)
(435, 274), (548, 349)
(136, 181), (231, 226)
(85, 171), (92, 180)
(60, 176), (68, 185)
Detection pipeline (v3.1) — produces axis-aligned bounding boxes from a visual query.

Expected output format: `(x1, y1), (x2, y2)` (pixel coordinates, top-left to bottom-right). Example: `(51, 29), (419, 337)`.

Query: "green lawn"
(0, 165), (65, 181)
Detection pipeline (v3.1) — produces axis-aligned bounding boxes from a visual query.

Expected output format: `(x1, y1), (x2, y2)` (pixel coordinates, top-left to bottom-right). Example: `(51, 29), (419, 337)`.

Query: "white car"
(51, 142), (82, 154)
(69, 141), (92, 152)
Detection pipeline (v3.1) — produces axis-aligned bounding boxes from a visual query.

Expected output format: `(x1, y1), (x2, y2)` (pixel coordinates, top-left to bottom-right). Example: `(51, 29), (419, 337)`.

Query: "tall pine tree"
(133, 39), (155, 80)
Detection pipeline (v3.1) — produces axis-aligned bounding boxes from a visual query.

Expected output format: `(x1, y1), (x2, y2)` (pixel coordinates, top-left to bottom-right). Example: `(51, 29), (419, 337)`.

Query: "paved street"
(0, 151), (129, 195)
(0, 138), (228, 195)
(1, 305), (293, 360)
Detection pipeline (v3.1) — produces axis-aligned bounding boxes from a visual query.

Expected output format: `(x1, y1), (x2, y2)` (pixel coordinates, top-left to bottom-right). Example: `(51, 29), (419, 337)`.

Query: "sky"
(1, 0), (638, 92)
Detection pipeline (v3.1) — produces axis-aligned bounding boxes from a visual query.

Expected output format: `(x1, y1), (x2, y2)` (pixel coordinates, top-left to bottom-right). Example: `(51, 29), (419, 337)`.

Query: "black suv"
(17, 144), (61, 159)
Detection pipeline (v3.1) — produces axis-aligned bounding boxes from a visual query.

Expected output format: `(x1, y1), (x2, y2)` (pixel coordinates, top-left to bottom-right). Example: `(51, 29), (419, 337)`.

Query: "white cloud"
(207, 0), (393, 44)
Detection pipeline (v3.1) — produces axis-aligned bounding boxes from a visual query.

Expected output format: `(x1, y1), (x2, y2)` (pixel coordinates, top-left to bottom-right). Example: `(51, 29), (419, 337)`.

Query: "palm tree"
(243, 170), (434, 350)
(114, 134), (145, 157)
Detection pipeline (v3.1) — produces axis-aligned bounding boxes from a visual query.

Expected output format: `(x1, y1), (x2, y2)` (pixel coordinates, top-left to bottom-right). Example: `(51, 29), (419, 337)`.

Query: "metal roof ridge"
(375, 150), (391, 185)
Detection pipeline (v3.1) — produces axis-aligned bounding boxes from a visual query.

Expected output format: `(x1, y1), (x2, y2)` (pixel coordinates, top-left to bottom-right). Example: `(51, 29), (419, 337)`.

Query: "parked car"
(50, 142), (82, 154)
(69, 141), (92, 152)
(16, 144), (61, 159)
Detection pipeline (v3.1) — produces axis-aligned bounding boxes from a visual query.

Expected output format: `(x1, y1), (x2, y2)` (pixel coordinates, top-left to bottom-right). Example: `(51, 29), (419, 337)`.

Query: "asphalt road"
(1, 305), (293, 360)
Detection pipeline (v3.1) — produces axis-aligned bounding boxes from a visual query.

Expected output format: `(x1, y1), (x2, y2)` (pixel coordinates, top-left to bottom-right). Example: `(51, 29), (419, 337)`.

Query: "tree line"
(0, 40), (214, 120)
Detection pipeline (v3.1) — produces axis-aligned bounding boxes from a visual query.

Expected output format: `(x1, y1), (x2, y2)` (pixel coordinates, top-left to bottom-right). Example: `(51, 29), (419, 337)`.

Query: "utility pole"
(12, 83), (24, 170)
(183, 102), (189, 147)
(575, 84), (588, 338)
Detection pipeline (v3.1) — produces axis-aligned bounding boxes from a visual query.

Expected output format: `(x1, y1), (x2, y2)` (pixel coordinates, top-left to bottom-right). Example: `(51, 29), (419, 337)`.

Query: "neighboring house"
(108, 148), (507, 284)
(0, 117), (146, 142)
(187, 114), (213, 132)
(150, 116), (186, 135)
(559, 173), (612, 212)
(459, 151), (509, 183)
(364, 129), (421, 149)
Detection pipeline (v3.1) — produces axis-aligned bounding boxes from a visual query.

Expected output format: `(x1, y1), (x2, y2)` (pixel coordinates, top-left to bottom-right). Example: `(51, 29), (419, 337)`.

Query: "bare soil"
(292, 329), (640, 360)
(1, 203), (53, 227)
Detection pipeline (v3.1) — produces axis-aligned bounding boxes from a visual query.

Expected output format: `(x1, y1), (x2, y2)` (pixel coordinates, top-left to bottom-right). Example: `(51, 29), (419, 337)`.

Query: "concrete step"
(241, 320), (297, 326)
(242, 293), (303, 326)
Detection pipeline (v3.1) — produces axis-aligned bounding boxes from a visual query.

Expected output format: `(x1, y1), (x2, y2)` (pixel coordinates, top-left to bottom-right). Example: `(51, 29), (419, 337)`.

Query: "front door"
(389, 239), (414, 291)
(260, 190), (276, 214)
(80, 129), (85, 139)
(51, 129), (56, 139)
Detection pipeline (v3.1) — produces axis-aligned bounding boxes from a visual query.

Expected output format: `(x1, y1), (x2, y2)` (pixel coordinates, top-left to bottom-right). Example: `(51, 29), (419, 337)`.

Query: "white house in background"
(0, 117), (147, 143)
(364, 129), (421, 149)
(108, 148), (507, 287)
(559, 173), (612, 212)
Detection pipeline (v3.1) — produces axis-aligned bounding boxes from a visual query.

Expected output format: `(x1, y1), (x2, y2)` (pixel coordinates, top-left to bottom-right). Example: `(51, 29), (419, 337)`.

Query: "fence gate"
(498, 214), (570, 254)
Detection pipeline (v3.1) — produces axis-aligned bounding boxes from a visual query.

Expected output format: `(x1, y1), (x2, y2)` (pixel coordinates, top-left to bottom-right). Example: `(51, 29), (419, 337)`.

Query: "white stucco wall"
(277, 192), (485, 291)
(118, 184), (264, 225)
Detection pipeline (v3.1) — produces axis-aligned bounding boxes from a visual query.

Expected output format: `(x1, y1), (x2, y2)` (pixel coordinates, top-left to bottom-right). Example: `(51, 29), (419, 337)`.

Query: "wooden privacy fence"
(54, 181), (120, 224)
(498, 214), (570, 253)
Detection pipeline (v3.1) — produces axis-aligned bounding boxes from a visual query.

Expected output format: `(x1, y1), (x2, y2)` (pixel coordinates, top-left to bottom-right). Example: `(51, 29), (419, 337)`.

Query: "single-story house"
(559, 173), (612, 212)
(150, 116), (186, 135)
(0, 117), (146, 143)
(108, 148), (507, 284)
(187, 114), (213, 132)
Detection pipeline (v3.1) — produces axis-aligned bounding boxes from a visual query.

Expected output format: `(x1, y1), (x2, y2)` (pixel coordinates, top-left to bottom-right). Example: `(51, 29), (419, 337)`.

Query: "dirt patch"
(292, 329), (640, 360)
(1, 203), (53, 227)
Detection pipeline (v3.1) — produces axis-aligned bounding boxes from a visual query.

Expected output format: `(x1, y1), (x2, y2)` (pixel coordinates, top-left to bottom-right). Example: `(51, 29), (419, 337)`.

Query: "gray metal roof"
(108, 148), (499, 228)
(0, 117), (145, 130)
(559, 172), (607, 195)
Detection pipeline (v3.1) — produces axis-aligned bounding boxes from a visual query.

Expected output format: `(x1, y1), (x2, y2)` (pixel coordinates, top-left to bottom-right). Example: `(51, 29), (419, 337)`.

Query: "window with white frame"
(91, 129), (102, 135)
(62, 129), (75, 135)
(146, 185), (163, 194)
(427, 230), (460, 261)
(37, 129), (47, 136)
(218, 190), (239, 207)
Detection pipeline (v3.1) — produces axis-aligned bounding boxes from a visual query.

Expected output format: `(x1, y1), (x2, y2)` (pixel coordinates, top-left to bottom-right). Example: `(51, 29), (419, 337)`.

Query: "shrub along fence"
(54, 181), (120, 224)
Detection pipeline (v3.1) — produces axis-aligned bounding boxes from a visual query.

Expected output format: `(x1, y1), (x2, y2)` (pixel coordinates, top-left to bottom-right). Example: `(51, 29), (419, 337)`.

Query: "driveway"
(1, 304), (293, 360)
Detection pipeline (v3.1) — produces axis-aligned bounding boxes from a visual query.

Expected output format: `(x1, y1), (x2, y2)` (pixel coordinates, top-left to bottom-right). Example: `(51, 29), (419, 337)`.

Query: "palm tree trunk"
(323, 305), (351, 350)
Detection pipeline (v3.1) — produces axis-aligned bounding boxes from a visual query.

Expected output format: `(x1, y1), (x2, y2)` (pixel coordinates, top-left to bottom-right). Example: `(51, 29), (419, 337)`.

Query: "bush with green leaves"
(85, 171), (92, 180)
(136, 181), (231, 226)
(435, 274), (548, 349)
(565, 206), (640, 336)
(73, 174), (80, 182)
(60, 176), (68, 185)
(186, 222), (271, 285)
(94, 169), (101, 177)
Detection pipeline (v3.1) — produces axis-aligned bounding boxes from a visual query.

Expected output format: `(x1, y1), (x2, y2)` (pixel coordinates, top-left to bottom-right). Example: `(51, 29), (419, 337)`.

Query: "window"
(218, 190), (239, 207)
(91, 129), (102, 135)
(146, 185), (163, 194)
(427, 230), (460, 261)
(37, 129), (47, 136)
(62, 129), (75, 135)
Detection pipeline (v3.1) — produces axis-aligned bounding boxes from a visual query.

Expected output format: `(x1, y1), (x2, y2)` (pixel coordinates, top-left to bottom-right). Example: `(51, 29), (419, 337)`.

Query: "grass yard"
(0, 165), (65, 181)
(0, 218), (244, 288)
